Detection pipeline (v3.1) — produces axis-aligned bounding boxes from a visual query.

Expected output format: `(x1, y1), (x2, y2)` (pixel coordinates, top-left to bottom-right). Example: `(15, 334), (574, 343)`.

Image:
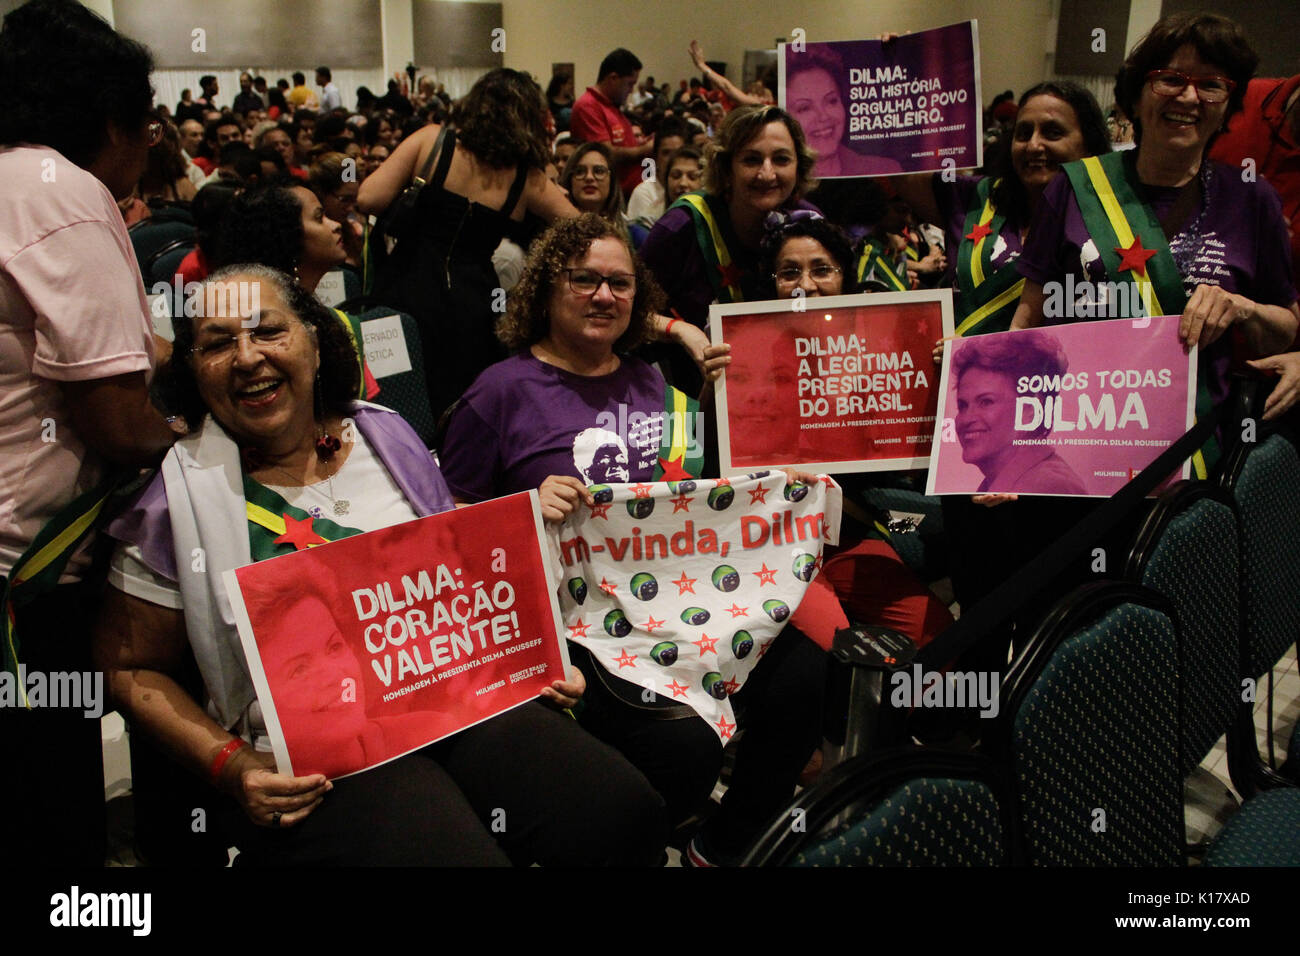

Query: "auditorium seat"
(740, 749), (1009, 866)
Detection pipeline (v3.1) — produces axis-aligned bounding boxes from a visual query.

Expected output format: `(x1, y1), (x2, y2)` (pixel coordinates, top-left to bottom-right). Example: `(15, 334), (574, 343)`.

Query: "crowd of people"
(3, 0), (1299, 868)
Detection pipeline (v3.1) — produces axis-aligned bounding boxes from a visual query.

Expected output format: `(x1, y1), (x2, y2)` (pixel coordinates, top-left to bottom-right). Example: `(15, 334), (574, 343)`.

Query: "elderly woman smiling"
(94, 265), (666, 866)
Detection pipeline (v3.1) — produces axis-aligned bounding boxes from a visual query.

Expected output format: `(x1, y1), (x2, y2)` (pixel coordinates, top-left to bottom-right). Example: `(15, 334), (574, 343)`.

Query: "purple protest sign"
(779, 22), (982, 179)
(925, 316), (1197, 497)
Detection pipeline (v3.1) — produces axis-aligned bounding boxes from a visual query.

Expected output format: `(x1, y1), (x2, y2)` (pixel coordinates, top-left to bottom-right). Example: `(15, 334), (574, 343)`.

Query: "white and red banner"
(712, 291), (953, 474)
(553, 473), (842, 739)
(226, 492), (568, 779)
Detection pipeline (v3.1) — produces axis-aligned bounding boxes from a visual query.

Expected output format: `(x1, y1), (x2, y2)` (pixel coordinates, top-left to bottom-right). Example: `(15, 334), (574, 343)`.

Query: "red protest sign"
(225, 492), (567, 779)
(712, 291), (954, 473)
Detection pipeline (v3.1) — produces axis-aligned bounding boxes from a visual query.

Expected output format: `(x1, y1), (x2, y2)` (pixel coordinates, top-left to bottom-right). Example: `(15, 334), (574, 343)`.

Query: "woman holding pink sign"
(1012, 12), (1299, 475)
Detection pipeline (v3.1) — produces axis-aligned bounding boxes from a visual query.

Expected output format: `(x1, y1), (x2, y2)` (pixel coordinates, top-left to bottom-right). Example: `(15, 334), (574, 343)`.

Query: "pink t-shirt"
(0, 145), (155, 581)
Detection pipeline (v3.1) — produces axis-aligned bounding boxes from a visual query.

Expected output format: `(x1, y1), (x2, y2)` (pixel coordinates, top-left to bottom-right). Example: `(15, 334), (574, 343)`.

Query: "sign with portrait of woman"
(225, 492), (569, 779)
(712, 290), (953, 474)
(778, 21), (982, 179)
(925, 316), (1197, 496)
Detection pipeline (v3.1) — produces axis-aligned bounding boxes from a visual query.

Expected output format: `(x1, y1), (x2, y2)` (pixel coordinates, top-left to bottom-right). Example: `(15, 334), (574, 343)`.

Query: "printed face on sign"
(261, 594), (367, 740)
(727, 323), (802, 458)
(787, 66), (845, 162)
(955, 366), (1019, 474)
(573, 427), (630, 483)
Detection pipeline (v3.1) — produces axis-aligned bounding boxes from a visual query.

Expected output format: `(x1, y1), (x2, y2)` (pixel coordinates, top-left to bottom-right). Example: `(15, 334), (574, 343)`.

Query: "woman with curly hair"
(358, 67), (580, 422)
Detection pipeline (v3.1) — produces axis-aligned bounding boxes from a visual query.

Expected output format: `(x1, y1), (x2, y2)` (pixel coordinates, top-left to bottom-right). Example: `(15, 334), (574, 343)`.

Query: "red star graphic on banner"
(819, 475), (835, 487)
(725, 603), (749, 618)
(642, 615), (665, 633)
(964, 221), (994, 243)
(658, 455), (693, 481)
(1115, 237), (1157, 277)
(274, 513), (327, 550)
(821, 518), (833, 539)
(715, 714), (736, 740)
(673, 572), (697, 595)
(666, 679), (690, 698)
(670, 493), (692, 513)
(567, 619), (591, 639)
(722, 676), (742, 696)
(598, 577), (617, 596)
(748, 485), (769, 505)
(757, 640), (774, 658)
(692, 633), (719, 655)
(714, 477), (731, 487)
(718, 261), (744, 290)
(613, 649), (637, 668)
(813, 554), (825, 573)
(590, 502), (612, 519)
(753, 563), (778, 585)
(631, 483), (654, 498)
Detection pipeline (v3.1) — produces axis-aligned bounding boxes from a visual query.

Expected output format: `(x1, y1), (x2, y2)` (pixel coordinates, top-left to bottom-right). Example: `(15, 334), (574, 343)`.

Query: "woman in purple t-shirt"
(442, 215), (829, 866)
(1012, 13), (1298, 411)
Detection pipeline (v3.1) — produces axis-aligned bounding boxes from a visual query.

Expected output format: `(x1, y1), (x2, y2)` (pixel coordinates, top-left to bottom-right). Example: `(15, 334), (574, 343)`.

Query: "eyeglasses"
(1145, 69), (1236, 104)
(773, 264), (842, 284)
(189, 325), (295, 367)
(562, 268), (636, 299)
(574, 164), (610, 180)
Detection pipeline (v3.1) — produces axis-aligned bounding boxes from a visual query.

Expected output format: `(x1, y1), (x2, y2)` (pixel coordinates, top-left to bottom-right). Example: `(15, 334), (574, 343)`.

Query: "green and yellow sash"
(674, 193), (745, 305)
(332, 307), (371, 400)
(856, 238), (909, 292)
(243, 476), (363, 562)
(1, 470), (137, 695)
(1062, 151), (1211, 477)
(652, 385), (705, 481)
(954, 177), (1025, 337)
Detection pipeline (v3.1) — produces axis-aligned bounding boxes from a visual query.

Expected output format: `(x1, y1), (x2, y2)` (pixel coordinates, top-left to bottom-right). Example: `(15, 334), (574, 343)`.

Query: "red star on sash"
(274, 513), (327, 551)
(753, 563), (778, 585)
(715, 714), (736, 740)
(567, 619), (591, 639)
(692, 633), (719, 655)
(658, 455), (693, 481)
(1115, 237), (1157, 277)
(718, 261), (744, 291)
(748, 485), (769, 505)
(642, 615), (665, 633)
(725, 603), (749, 618)
(722, 676), (742, 696)
(598, 577), (617, 596)
(670, 493), (692, 513)
(590, 502), (612, 519)
(614, 649), (637, 669)
(631, 483), (654, 498)
(673, 572), (698, 595)
(666, 679), (690, 698)
(964, 221), (993, 243)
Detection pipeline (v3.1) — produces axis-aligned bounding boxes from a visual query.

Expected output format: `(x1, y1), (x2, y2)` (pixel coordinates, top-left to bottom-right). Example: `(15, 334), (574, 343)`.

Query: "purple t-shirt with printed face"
(1018, 158), (1297, 406)
(440, 352), (669, 501)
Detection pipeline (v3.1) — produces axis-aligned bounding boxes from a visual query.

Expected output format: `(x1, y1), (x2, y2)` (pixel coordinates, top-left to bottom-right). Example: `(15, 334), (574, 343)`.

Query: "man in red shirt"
(570, 48), (653, 198)
(1210, 75), (1300, 280)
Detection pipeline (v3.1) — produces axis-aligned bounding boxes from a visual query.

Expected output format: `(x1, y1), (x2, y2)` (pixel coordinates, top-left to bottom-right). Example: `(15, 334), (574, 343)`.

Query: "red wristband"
(210, 738), (247, 785)
(666, 318), (680, 337)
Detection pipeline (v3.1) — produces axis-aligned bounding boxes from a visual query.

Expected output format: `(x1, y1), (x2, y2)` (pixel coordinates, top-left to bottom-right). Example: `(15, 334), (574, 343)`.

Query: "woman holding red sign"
(94, 265), (667, 866)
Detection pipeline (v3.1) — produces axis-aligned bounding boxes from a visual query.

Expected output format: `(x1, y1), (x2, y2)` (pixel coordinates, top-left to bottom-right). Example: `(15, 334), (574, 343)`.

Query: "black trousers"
(220, 701), (667, 866)
(574, 628), (826, 857)
(0, 582), (107, 867)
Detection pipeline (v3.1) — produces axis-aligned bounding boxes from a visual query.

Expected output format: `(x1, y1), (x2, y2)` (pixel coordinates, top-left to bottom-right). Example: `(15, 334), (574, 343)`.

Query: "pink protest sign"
(925, 316), (1196, 497)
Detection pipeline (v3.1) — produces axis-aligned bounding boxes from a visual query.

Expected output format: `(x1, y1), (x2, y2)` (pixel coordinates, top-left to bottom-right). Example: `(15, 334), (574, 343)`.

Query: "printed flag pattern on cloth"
(553, 473), (842, 739)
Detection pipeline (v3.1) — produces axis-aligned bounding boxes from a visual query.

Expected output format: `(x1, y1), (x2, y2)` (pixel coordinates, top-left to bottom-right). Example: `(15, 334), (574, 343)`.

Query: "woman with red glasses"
(1012, 12), (1298, 476)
